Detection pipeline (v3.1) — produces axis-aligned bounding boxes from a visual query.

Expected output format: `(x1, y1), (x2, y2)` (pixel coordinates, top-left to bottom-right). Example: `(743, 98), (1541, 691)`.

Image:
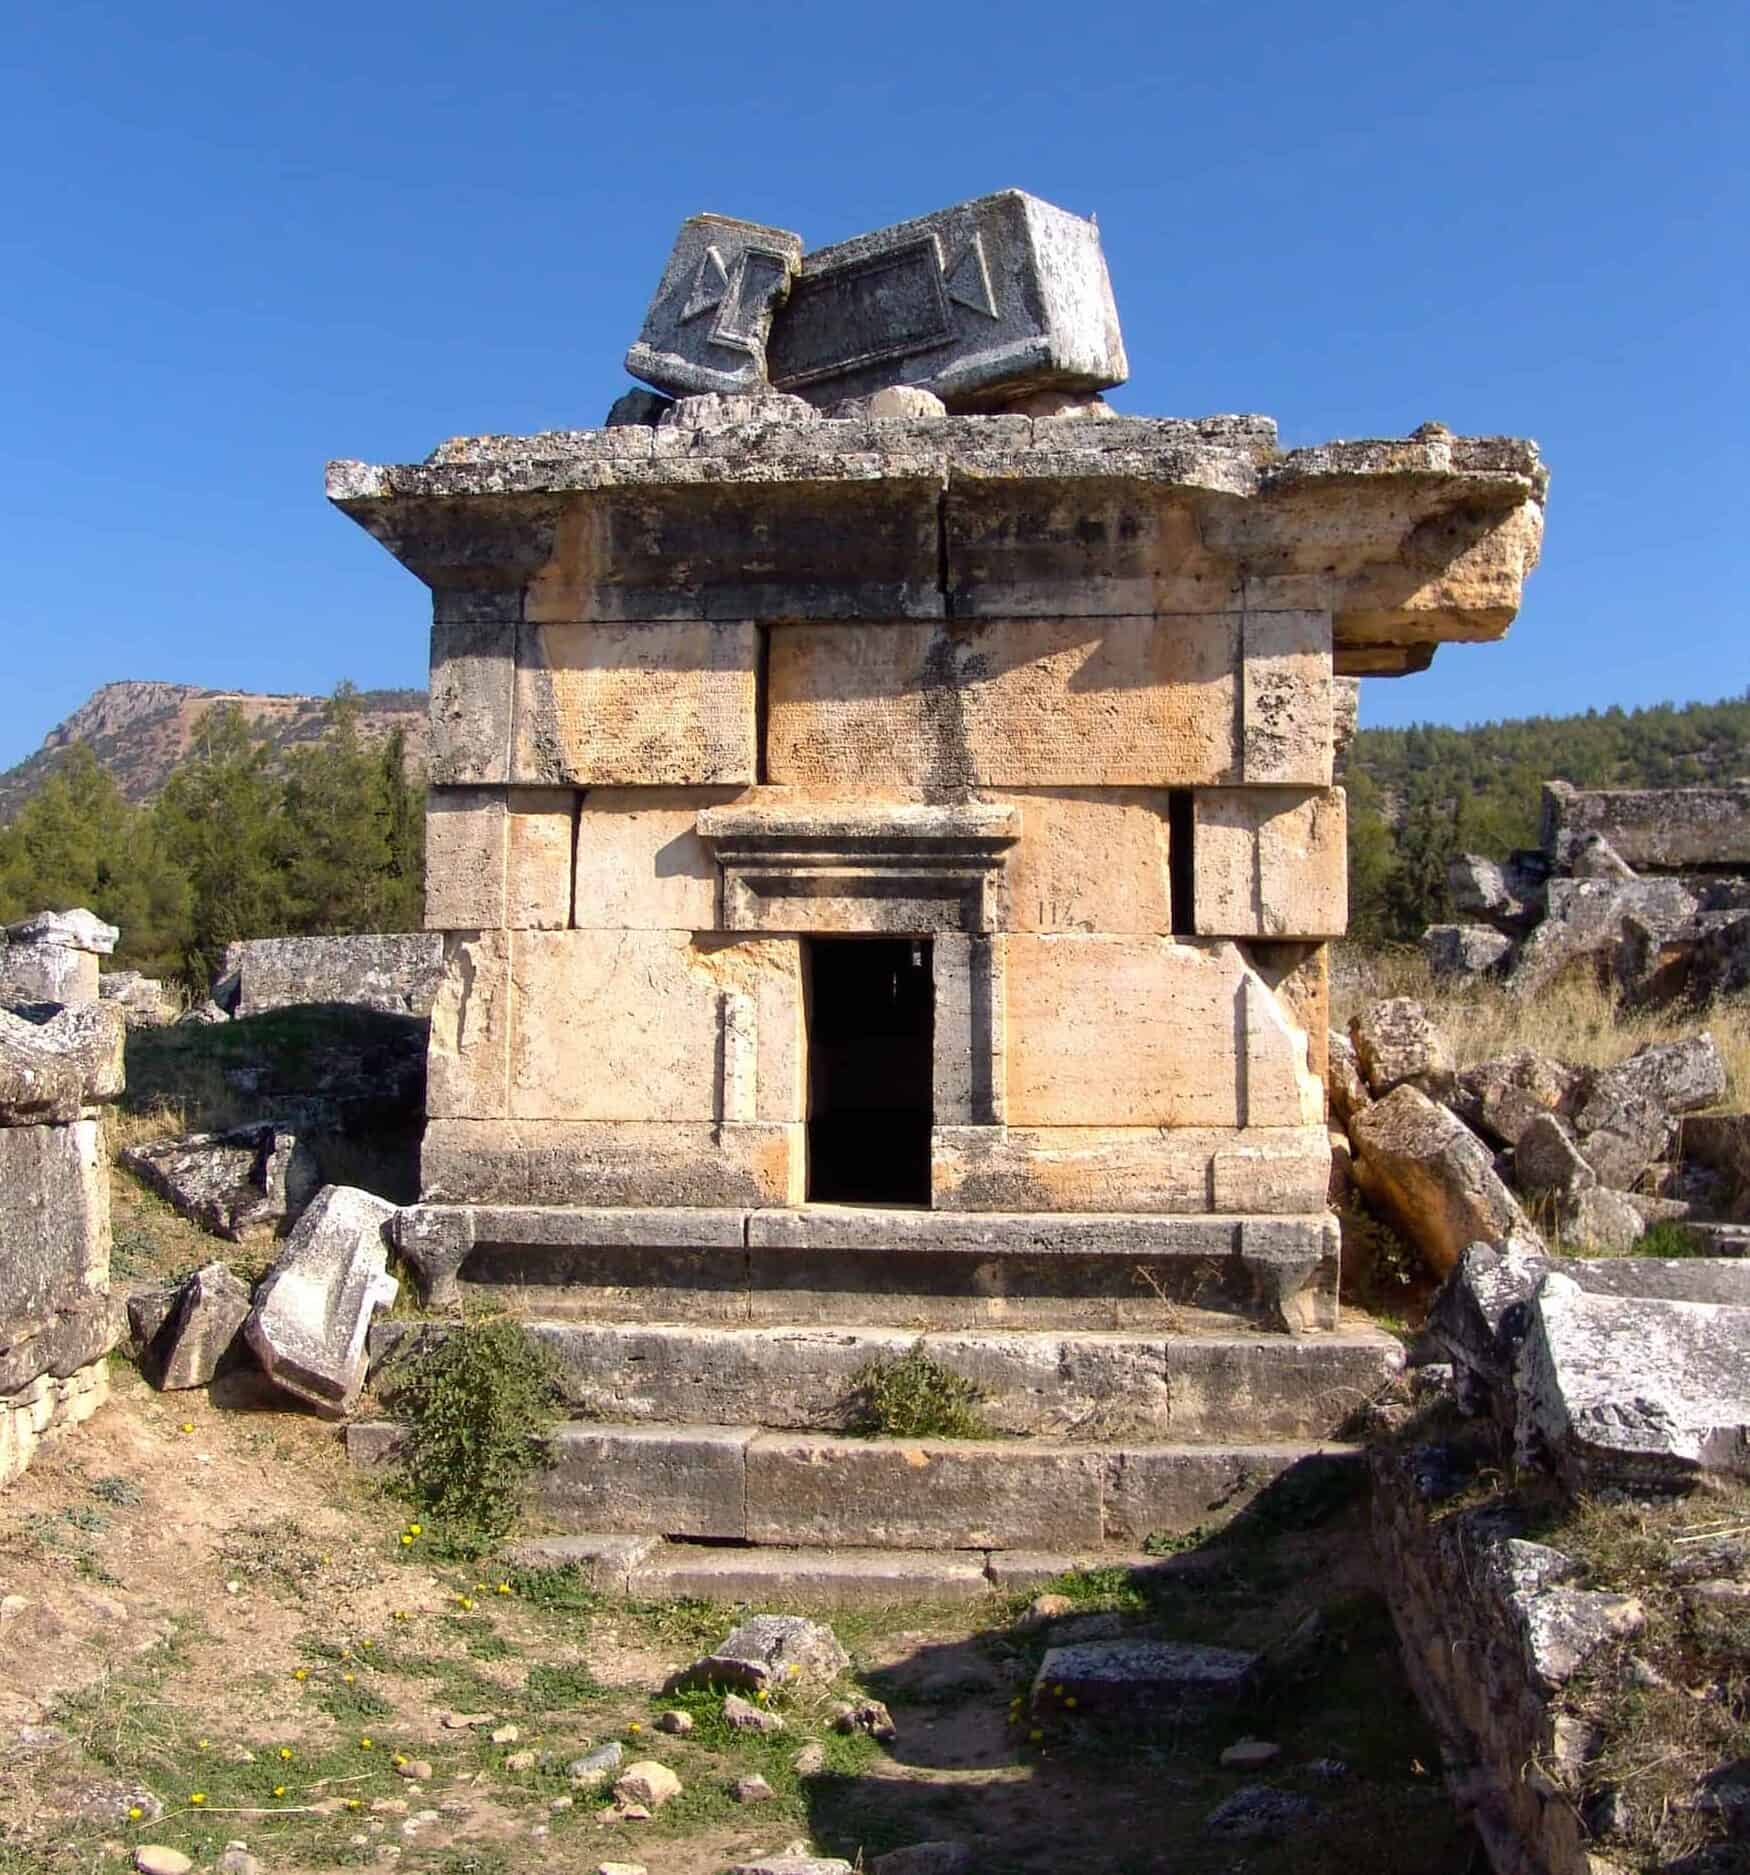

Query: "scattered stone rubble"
(1373, 1229), (1750, 1875)
(216, 932), (444, 1019)
(1426, 779), (1750, 1004)
(1337, 996), (1743, 1273)
(120, 1122), (320, 1242)
(0, 930), (124, 1483)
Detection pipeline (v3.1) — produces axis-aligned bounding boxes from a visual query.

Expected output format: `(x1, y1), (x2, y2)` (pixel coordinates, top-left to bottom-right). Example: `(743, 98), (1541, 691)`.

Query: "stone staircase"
(354, 1241), (1402, 1602)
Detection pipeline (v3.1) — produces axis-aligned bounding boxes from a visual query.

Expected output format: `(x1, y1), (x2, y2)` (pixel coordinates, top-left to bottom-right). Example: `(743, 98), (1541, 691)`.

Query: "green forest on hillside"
(1346, 691), (1750, 941)
(0, 686), (422, 992)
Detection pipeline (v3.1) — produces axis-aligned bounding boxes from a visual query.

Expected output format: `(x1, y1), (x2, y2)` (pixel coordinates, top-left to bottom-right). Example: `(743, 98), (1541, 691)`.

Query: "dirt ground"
(0, 1348), (1481, 1875)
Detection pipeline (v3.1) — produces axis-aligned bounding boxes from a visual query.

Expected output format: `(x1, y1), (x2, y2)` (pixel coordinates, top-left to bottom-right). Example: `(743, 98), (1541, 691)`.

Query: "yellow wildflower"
(1064, 1696), (1078, 1709)
(400, 1535), (413, 1546)
(279, 1747), (294, 1761)
(495, 1582), (510, 1595)
(127, 1806), (142, 1820)
(343, 1672), (356, 1684)
(359, 1736), (374, 1750)
(407, 1523), (421, 1536)
(273, 1785), (287, 1799)
(627, 1722), (641, 1735)
(292, 1668), (308, 1682)
(361, 1639), (373, 1650)
(189, 1792), (206, 1805)
(1028, 1729), (1043, 1744)
(179, 1423), (194, 1434)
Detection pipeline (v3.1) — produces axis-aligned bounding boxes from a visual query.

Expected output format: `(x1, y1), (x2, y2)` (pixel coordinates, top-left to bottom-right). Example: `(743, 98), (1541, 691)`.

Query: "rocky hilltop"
(0, 681), (428, 821)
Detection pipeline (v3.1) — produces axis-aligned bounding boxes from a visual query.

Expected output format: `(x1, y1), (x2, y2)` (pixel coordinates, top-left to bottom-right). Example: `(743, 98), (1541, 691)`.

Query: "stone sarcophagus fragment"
(332, 284), (1544, 1335)
(627, 190), (1126, 412)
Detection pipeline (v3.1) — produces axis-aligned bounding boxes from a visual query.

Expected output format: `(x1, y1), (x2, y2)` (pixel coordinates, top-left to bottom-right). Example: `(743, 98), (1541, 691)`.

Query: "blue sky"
(3, 0), (1743, 769)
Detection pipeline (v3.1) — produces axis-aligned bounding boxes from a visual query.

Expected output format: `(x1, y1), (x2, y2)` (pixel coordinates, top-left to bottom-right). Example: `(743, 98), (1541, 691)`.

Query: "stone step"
(349, 1419), (1364, 1551)
(402, 1202), (1340, 1333)
(371, 1319), (1401, 1442)
(502, 1532), (1227, 1605)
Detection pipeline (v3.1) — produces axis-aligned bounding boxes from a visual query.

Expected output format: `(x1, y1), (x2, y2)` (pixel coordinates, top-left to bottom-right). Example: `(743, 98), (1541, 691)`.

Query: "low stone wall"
(0, 999), (125, 1486)
(1372, 1434), (1635, 1875)
(222, 933), (444, 1018)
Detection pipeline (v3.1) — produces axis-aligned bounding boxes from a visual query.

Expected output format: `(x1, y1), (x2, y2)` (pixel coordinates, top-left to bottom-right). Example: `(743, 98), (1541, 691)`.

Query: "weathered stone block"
(420, 1117), (801, 1207)
(513, 619), (757, 786)
(1517, 1272), (1750, 1489)
(1030, 1638), (1253, 1716)
(930, 1124), (1329, 1214)
(245, 1186), (398, 1417)
(137, 1262), (252, 1391)
(424, 788), (576, 931)
(121, 1124), (320, 1242)
(1349, 1085), (1539, 1278)
(0, 1120), (108, 1329)
(539, 1423), (752, 1538)
(426, 931), (513, 1120)
(764, 190), (1125, 410)
(229, 933), (443, 1018)
(429, 617), (515, 784)
(0, 1002), (125, 1124)
(1193, 788), (1346, 938)
(1542, 780), (1750, 872)
(767, 617), (1249, 792)
(573, 787), (750, 930)
(744, 1434), (1105, 1549)
(1240, 612), (1333, 784)
(1103, 1444), (1360, 1543)
(626, 214), (804, 398)
(1002, 936), (1321, 1128)
(503, 930), (800, 1123)
(993, 789), (1173, 933)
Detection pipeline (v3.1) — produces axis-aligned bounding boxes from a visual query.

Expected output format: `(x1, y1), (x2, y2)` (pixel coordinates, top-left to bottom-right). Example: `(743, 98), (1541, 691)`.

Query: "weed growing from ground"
(846, 1341), (992, 1439)
(389, 1315), (559, 1554)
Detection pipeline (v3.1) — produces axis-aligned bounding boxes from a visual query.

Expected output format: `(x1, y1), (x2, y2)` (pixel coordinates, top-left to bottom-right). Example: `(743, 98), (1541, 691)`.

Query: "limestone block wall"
(328, 411), (1548, 1219)
(0, 999), (125, 1486)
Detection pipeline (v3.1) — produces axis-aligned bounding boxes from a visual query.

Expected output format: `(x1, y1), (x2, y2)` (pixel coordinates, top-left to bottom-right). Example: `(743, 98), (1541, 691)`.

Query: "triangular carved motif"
(682, 245), (731, 322)
(942, 235), (999, 319)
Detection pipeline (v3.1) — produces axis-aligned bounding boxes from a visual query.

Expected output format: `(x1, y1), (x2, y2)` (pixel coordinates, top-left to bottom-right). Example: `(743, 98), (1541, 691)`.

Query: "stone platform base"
(349, 1418), (1365, 1553)
(501, 1533), (1234, 1606)
(396, 1204), (1342, 1334)
(0, 1355), (110, 1487)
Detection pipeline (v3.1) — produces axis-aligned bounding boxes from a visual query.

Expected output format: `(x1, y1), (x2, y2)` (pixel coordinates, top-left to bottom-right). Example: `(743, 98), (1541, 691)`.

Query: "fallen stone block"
(1478, 1535), (1645, 1691)
(727, 1859), (853, 1875)
(1030, 1639), (1253, 1717)
(1326, 1029), (1369, 1127)
(1461, 1051), (1587, 1149)
(121, 1125), (320, 1243)
(1349, 998), (1456, 1100)
(244, 1186), (398, 1416)
(1508, 876), (1699, 999)
(871, 1844), (973, 1875)
(1448, 850), (1548, 935)
(668, 1615), (850, 1696)
(1422, 923), (1514, 979)
(1585, 1034), (1727, 1122)
(765, 190), (1126, 411)
(1350, 1085), (1540, 1278)
(134, 1263), (251, 1391)
(1514, 1113), (1595, 1200)
(1680, 1112), (1750, 1192)
(626, 214), (804, 398)
(1516, 1271), (1750, 1489)
(1559, 1185), (1645, 1254)
(98, 971), (176, 1028)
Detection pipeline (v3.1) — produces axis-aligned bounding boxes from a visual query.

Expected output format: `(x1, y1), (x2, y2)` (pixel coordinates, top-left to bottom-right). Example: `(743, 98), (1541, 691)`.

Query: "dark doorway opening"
(806, 937), (934, 1206)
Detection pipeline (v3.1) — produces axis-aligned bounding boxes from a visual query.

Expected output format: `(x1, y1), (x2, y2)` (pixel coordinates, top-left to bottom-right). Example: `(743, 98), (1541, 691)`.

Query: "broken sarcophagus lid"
(625, 214), (805, 399)
(626, 190), (1127, 412)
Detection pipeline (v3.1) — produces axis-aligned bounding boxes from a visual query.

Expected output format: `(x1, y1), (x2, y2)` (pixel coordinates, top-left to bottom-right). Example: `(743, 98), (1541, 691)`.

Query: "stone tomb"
(330, 399), (1544, 1348)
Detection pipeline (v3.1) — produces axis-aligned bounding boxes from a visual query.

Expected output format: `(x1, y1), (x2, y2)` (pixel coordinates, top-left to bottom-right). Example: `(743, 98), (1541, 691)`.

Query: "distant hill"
(0, 682), (428, 822)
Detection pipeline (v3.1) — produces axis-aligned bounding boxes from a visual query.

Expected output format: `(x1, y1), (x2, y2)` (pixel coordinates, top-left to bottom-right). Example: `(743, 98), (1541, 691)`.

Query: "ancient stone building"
(330, 199), (1546, 1578)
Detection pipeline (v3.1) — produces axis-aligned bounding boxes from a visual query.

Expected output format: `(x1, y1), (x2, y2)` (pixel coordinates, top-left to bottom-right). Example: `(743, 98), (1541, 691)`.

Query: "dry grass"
(1532, 1481), (1750, 1869)
(1333, 947), (1750, 1107)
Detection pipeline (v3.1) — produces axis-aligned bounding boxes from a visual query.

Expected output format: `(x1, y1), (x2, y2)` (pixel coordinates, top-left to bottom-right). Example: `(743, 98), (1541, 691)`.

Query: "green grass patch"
(845, 1340), (993, 1439)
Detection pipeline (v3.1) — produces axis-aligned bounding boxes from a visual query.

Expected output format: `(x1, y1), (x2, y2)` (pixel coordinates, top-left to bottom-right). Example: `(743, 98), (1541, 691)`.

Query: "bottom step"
(350, 1420), (1365, 1551)
(503, 1533), (1222, 1606)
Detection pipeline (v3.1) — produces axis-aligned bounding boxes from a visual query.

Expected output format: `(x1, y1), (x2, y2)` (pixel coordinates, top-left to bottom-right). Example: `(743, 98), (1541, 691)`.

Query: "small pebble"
(655, 1709), (693, 1734)
(550, 1796), (575, 1813)
(733, 1773), (775, 1803)
(395, 1760), (433, 1782)
(370, 1799), (409, 1816)
(793, 1742), (826, 1776)
(505, 1749), (537, 1772)
(441, 1711), (497, 1729)
(1220, 1738), (1282, 1770)
(490, 1724), (519, 1745)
